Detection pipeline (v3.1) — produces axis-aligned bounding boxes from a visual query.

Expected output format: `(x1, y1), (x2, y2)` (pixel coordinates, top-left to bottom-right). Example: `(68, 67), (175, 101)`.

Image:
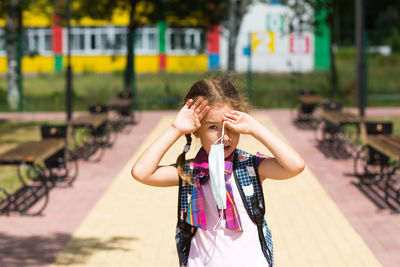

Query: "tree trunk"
(227, 0), (237, 71)
(5, 0), (21, 110)
(328, 16), (339, 97)
(124, 0), (136, 92)
(227, 0), (250, 72)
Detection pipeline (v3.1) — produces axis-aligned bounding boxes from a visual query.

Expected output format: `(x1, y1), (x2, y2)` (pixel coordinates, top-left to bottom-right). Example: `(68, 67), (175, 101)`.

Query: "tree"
(3, 0), (22, 110)
(226, 0), (252, 71)
(64, 0), (161, 94)
(283, 0), (353, 97)
(72, 0), (229, 90)
(1, 0), (53, 111)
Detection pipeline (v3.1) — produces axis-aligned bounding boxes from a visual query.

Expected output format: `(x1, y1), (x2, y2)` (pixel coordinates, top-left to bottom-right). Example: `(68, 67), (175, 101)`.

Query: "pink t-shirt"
(187, 173), (268, 267)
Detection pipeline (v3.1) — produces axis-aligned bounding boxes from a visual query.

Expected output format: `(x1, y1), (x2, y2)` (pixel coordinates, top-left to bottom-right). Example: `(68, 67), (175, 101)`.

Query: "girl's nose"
(223, 130), (230, 142)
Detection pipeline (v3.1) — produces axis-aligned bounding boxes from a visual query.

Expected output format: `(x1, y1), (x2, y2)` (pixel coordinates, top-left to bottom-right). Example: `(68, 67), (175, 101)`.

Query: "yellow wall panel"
(166, 55), (207, 72)
(135, 56), (159, 72)
(68, 56), (126, 72)
(0, 57), (7, 72)
(65, 55), (158, 73)
(22, 56), (53, 72)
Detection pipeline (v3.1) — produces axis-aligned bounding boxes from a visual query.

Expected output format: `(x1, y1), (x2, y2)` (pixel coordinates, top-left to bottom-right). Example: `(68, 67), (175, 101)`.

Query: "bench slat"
(320, 111), (362, 126)
(298, 95), (323, 105)
(377, 135), (400, 151)
(366, 135), (400, 161)
(0, 139), (65, 165)
(106, 98), (132, 109)
(69, 113), (107, 129)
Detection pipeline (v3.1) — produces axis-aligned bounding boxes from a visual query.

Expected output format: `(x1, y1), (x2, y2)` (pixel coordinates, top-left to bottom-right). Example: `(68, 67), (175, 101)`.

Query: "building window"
(64, 26), (158, 55)
(135, 27), (158, 55)
(167, 28), (205, 54)
(24, 27), (52, 56)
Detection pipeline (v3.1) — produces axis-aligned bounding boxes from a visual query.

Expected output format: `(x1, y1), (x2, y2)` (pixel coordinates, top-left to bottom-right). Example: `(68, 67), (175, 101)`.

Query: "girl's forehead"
(203, 104), (233, 121)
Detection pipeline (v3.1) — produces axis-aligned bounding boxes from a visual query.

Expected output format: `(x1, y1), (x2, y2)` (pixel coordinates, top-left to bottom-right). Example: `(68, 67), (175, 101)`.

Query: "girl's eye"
(209, 125), (218, 130)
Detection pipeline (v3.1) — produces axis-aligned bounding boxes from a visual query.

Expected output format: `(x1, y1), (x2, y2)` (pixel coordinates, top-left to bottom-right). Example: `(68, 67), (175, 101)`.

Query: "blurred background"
(0, 0), (399, 112)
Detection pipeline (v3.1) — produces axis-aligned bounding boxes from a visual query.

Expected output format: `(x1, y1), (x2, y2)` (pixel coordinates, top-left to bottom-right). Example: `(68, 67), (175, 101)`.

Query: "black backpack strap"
(232, 152), (265, 224)
(233, 152), (273, 267)
(177, 174), (197, 260)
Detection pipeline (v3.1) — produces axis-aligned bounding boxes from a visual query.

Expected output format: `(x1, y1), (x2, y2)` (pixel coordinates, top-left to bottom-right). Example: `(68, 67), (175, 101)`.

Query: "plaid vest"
(175, 149), (274, 267)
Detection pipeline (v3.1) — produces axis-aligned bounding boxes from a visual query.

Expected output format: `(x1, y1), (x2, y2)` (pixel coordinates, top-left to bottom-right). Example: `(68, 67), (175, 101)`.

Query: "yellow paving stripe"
(51, 115), (381, 267)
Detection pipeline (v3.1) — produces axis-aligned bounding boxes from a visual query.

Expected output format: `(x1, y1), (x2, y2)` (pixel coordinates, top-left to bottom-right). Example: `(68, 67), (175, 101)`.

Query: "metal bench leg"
(16, 163), (50, 216)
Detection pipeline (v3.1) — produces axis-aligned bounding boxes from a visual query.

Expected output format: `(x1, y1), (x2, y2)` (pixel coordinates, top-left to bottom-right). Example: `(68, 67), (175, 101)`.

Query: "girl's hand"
(172, 98), (209, 134)
(223, 110), (257, 135)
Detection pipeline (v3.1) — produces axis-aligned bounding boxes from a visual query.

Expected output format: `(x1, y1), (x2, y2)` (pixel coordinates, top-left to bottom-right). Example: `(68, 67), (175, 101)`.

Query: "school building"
(0, 1), (330, 74)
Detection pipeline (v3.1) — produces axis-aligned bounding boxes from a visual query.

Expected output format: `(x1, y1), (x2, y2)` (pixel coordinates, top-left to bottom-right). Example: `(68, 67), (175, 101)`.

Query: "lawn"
(0, 53), (399, 112)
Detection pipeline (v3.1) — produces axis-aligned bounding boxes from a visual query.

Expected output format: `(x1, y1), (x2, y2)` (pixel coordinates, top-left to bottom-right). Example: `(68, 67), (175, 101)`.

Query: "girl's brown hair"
(176, 78), (250, 183)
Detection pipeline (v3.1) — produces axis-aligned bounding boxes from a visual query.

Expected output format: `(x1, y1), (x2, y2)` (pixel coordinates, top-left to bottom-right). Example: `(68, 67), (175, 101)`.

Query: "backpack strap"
(233, 151), (273, 267)
(176, 166), (197, 266)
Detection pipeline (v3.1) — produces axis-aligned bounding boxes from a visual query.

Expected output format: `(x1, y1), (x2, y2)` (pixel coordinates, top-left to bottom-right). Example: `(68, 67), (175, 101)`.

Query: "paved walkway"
(0, 108), (399, 266)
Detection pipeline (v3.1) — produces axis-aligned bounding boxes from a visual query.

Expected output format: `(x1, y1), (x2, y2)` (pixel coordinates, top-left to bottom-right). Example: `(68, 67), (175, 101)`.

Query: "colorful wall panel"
(166, 55), (207, 72)
(22, 56), (53, 72)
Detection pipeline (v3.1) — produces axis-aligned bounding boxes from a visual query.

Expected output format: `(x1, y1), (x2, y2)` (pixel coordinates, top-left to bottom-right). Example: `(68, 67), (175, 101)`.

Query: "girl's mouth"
(224, 145), (231, 151)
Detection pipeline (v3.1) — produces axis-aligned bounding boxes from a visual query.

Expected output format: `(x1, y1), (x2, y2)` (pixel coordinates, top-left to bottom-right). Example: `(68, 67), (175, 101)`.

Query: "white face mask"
(208, 122), (227, 209)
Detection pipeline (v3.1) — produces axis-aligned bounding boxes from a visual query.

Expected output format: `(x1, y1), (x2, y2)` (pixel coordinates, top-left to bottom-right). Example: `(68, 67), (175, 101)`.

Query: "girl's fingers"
(223, 120), (238, 132)
(224, 113), (239, 122)
(184, 99), (193, 109)
(228, 110), (241, 116)
(190, 97), (203, 111)
(197, 105), (209, 120)
(196, 99), (208, 112)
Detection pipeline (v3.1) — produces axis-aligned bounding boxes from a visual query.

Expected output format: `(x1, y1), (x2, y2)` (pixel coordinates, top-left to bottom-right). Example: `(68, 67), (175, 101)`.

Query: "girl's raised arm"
(223, 111), (305, 181)
(131, 98), (209, 187)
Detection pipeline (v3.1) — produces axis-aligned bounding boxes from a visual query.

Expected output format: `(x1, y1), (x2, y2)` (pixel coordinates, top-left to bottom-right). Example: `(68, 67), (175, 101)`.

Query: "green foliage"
(1, 49), (400, 112)
(373, 6), (400, 45)
(384, 28), (400, 54)
(336, 46), (355, 57)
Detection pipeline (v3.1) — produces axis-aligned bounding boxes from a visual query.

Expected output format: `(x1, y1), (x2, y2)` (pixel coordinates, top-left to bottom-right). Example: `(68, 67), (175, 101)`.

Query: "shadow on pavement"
(0, 232), (137, 266)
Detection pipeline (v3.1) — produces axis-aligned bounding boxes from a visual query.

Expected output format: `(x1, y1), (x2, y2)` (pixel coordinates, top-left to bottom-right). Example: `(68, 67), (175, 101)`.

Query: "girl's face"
(197, 103), (240, 158)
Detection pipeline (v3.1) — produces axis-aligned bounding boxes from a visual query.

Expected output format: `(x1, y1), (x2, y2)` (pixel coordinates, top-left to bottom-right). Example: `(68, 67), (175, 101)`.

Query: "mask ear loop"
(212, 121), (226, 146)
(211, 121), (226, 231)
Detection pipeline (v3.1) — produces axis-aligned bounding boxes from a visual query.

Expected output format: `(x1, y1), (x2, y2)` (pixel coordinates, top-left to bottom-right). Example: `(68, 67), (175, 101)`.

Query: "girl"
(131, 78), (305, 267)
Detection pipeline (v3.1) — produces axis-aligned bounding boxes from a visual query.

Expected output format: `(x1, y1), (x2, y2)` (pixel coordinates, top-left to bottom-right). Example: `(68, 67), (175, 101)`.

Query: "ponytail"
(176, 134), (193, 184)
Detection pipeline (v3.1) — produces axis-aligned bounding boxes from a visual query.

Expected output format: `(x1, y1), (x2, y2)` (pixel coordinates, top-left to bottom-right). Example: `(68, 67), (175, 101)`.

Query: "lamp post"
(66, 0), (73, 121)
(356, 0), (366, 117)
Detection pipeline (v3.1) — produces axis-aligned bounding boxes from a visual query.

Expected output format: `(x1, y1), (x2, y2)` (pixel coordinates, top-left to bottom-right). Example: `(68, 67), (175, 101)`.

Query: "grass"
(0, 120), (66, 195)
(0, 53), (399, 112)
(0, 121), (43, 195)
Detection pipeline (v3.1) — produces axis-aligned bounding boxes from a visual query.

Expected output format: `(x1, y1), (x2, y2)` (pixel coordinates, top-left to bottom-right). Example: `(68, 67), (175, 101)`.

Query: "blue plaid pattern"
(176, 149), (274, 267)
(235, 149), (274, 266)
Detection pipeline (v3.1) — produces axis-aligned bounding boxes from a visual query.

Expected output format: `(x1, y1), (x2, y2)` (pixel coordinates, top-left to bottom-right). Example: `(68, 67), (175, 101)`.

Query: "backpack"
(175, 149), (274, 267)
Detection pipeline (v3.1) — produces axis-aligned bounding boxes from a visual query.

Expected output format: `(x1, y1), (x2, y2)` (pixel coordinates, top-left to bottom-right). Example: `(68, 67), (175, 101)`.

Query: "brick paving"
(265, 107), (400, 267)
(0, 110), (175, 266)
(0, 108), (399, 266)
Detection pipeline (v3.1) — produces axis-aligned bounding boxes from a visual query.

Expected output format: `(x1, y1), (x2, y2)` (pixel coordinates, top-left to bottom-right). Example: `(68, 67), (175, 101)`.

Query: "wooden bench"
(0, 125), (72, 215)
(293, 90), (324, 128)
(316, 102), (363, 159)
(365, 135), (400, 162)
(69, 112), (108, 129)
(319, 110), (363, 127)
(298, 94), (323, 106)
(69, 107), (110, 161)
(106, 91), (135, 127)
(354, 122), (400, 212)
(0, 139), (65, 166)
